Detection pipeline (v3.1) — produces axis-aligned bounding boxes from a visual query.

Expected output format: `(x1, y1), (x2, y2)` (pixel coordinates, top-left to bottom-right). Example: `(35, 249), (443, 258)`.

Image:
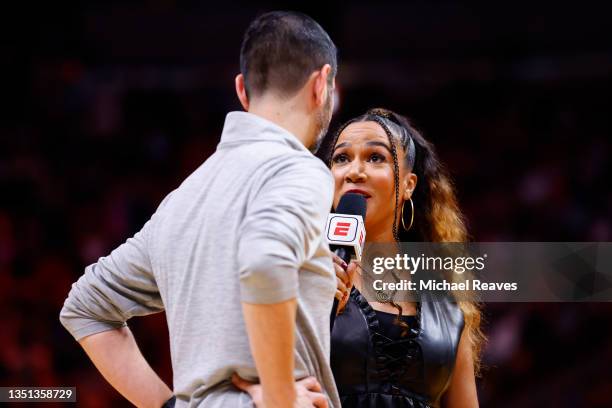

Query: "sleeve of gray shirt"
(59, 209), (165, 341)
(237, 157), (334, 304)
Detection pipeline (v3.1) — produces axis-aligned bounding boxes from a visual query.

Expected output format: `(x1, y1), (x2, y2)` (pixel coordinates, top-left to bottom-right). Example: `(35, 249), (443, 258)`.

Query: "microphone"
(326, 193), (367, 329)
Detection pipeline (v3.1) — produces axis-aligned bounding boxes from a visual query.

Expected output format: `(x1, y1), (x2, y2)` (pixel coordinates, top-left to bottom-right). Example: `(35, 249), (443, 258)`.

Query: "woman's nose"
(345, 159), (366, 183)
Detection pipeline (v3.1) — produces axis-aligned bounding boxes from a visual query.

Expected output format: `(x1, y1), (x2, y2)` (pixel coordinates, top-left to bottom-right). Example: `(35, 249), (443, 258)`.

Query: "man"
(60, 11), (341, 408)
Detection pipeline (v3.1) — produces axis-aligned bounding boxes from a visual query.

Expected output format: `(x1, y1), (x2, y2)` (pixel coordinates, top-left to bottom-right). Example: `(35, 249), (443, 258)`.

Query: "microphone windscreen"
(335, 193), (367, 219)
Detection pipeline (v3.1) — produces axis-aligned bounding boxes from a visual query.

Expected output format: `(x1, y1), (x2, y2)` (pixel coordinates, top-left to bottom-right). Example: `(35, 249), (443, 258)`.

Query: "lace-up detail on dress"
(331, 288), (464, 408)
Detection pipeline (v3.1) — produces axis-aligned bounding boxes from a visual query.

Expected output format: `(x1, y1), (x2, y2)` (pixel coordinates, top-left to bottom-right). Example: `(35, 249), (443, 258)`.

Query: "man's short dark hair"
(240, 11), (337, 98)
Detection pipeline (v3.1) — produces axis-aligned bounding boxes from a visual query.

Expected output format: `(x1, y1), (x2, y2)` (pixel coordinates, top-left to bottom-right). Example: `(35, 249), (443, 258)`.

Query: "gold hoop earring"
(401, 198), (414, 231)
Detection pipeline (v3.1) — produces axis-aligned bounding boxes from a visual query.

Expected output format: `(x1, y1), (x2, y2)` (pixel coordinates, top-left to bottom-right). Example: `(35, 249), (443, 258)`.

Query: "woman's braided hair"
(326, 108), (415, 241)
(324, 108), (486, 376)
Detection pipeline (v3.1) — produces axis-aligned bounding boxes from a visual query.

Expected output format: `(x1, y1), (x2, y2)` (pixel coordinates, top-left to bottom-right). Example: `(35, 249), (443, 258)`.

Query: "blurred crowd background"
(1, 2), (611, 407)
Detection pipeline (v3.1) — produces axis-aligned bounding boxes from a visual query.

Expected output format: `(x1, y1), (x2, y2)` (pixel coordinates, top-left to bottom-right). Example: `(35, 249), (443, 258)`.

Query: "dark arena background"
(2, 2), (612, 407)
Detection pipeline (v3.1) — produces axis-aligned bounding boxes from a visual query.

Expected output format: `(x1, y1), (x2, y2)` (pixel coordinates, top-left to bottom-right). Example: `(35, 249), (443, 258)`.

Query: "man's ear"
(235, 74), (249, 111)
(312, 64), (332, 108)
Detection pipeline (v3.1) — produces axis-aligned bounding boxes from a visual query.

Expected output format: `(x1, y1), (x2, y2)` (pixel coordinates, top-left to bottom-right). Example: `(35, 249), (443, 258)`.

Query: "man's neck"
(248, 96), (314, 148)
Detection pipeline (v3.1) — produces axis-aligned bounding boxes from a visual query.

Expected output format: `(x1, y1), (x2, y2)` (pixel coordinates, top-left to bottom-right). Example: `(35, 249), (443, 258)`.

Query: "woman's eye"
(369, 153), (386, 163)
(332, 153), (348, 164)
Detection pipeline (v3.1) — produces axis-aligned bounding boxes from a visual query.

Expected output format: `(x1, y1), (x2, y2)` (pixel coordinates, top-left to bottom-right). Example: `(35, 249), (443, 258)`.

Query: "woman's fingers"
(346, 261), (359, 282)
(336, 276), (347, 295)
(335, 289), (344, 301)
(334, 258), (358, 302)
(332, 254), (348, 269)
(334, 264), (351, 288)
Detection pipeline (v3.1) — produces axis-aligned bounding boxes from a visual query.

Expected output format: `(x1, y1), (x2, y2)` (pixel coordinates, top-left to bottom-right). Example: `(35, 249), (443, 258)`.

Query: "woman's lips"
(345, 189), (371, 198)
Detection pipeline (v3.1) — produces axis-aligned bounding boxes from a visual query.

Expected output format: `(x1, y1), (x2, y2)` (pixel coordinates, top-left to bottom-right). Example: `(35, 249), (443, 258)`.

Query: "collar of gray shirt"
(218, 111), (309, 153)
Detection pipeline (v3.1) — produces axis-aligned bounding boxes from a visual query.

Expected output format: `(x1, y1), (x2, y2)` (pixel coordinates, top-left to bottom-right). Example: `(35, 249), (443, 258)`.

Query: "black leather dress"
(330, 288), (464, 408)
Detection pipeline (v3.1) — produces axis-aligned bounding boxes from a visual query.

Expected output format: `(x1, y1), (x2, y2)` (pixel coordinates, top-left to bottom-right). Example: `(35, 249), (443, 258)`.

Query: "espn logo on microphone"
(325, 214), (366, 261)
(333, 221), (353, 238)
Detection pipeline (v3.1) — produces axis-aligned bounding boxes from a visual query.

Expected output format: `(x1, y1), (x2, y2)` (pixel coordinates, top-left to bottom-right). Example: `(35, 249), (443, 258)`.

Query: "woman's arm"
(441, 329), (479, 408)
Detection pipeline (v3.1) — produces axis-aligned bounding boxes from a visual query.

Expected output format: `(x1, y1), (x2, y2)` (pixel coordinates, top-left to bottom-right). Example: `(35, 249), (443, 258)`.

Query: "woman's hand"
(232, 374), (329, 408)
(333, 255), (358, 314)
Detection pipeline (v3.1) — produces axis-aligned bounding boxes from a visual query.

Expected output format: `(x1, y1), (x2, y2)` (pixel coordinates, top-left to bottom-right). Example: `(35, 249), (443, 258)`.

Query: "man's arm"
(60, 214), (170, 405)
(79, 327), (172, 408)
(237, 158), (335, 407)
(242, 299), (297, 407)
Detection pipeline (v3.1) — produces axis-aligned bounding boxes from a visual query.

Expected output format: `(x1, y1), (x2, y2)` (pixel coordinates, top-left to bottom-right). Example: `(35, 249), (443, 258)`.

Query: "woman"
(326, 108), (485, 408)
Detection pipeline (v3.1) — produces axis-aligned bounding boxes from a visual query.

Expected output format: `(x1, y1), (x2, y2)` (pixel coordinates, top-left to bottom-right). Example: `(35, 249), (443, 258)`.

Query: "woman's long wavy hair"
(321, 108), (486, 376)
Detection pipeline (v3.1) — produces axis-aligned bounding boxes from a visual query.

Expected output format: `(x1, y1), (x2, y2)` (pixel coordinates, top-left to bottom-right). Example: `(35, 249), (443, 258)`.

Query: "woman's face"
(331, 121), (416, 242)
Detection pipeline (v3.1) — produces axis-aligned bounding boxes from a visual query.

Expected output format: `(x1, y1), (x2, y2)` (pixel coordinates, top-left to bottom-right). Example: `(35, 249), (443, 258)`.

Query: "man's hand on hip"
(232, 374), (329, 408)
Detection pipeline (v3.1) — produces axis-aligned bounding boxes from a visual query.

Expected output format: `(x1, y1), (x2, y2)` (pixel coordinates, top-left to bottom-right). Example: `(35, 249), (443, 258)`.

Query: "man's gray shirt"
(60, 111), (341, 407)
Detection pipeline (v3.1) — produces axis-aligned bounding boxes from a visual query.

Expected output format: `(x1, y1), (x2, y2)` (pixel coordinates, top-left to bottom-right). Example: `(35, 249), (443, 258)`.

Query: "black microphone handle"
(330, 246), (352, 331)
(333, 246), (352, 265)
